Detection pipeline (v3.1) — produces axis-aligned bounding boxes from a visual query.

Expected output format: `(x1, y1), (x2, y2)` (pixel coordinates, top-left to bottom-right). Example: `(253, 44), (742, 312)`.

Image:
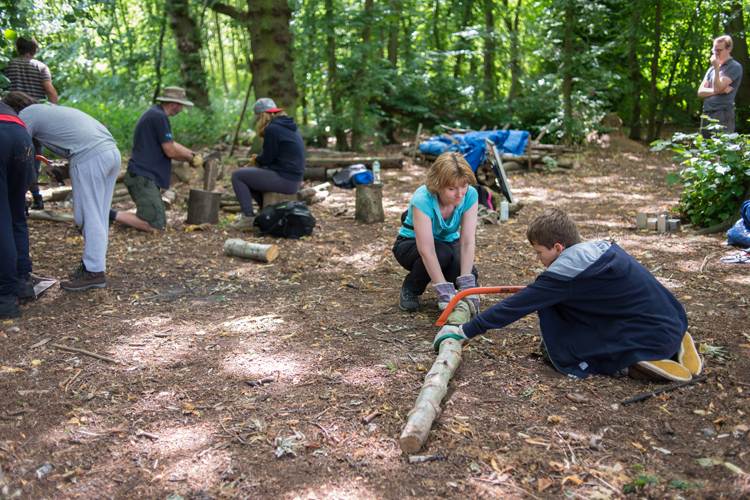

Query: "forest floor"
(1, 135), (750, 500)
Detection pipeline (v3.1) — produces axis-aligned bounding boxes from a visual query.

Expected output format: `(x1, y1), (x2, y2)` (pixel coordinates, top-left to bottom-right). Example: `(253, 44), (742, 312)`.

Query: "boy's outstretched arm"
(461, 277), (569, 339)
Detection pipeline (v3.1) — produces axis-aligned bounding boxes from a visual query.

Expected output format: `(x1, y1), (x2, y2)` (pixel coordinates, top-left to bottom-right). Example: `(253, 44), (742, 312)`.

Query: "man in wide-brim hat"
(112, 86), (204, 232)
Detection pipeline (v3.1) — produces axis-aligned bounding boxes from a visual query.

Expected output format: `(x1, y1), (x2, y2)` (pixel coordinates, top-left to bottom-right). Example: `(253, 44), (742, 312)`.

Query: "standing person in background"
(2, 92), (120, 292)
(698, 35), (744, 138)
(2, 36), (59, 210)
(112, 87), (204, 232)
(392, 151), (480, 313)
(229, 98), (306, 230)
(0, 99), (36, 317)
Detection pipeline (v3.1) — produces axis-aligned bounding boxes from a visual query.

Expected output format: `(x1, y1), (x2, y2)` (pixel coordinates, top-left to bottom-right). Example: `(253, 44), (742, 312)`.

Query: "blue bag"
(726, 200), (750, 247)
(332, 164), (372, 189)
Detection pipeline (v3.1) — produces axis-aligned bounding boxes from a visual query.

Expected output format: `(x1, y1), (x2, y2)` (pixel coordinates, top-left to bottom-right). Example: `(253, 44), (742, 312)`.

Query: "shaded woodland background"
(3, 0), (750, 151)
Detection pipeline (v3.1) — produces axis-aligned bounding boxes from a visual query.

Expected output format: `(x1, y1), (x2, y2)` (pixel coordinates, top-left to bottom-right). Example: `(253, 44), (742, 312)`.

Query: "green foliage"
(65, 96), (242, 150)
(652, 129), (750, 227)
(668, 479), (703, 491)
(623, 473), (659, 493)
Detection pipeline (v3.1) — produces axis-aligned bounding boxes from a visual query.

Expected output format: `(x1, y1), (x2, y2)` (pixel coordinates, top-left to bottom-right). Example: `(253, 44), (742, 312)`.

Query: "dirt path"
(1, 142), (749, 499)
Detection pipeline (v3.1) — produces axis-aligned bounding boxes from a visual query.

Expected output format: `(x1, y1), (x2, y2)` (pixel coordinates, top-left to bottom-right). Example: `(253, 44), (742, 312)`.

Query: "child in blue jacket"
(434, 208), (702, 381)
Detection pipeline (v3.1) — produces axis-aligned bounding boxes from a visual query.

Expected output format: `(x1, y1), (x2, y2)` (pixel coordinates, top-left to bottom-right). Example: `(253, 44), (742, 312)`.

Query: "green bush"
(652, 130), (750, 227)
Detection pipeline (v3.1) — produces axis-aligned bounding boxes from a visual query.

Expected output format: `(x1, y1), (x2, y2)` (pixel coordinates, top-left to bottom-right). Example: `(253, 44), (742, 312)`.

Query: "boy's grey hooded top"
(462, 241), (686, 378)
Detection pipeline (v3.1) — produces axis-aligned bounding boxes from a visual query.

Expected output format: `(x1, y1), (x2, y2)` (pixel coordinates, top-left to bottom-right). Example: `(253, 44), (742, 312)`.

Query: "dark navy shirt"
(256, 116), (305, 181)
(127, 105), (174, 189)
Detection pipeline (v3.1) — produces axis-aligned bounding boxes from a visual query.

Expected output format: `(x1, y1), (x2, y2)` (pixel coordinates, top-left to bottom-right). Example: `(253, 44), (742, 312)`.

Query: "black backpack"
(332, 164), (372, 188)
(254, 201), (316, 239)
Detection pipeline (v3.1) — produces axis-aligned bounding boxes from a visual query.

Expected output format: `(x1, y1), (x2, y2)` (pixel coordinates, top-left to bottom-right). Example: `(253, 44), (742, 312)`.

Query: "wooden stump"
(186, 189), (221, 225)
(262, 191), (297, 209)
(355, 183), (385, 223)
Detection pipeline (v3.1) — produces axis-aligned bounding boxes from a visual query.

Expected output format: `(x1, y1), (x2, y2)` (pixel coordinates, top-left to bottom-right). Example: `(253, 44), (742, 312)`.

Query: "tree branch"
(210, 1), (251, 24)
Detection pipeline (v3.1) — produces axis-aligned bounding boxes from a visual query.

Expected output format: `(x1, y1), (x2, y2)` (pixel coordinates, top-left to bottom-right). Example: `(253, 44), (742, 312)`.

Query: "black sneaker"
(0, 295), (20, 319)
(18, 273), (35, 303)
(399, 284), (420, 312)
(30, 193), (44, 211)
(60, 264), (107, 292)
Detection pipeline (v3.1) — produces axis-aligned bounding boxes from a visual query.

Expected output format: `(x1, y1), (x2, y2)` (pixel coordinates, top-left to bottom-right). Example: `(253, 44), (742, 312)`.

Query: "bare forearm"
(162, 141), (195, 162)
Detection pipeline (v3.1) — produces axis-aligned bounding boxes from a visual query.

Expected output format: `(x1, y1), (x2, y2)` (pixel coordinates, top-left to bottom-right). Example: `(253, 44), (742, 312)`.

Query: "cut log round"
(223, 239), (279, 262)
(355, 183), (385, 223)
(186, 189), (221, 225)
(262, 191), (297, 209)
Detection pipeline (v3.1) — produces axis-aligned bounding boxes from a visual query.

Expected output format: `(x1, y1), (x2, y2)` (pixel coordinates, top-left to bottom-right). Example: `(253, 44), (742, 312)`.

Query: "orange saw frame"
(435, 286), (525, 326)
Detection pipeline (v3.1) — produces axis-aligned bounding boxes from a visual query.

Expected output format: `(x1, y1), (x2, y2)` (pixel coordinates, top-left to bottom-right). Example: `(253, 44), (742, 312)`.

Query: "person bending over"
(111, 87), (204, 232)
(230, 98), (305, 230)
(434, 208), (703, 382)
(2, 92), (120, 292)
(0, 99), (35, 317)
(392, 151), (479, 313)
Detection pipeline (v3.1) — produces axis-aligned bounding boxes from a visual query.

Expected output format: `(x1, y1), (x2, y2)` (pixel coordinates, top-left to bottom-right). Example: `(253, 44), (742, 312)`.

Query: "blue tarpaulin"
(418, 129), (531, 171)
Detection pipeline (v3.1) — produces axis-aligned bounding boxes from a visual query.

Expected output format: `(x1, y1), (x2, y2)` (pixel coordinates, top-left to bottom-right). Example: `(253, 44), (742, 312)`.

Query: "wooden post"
(224, 239), (279, 262)
(203, 160), (217, 192)
(412, 123), (423, 160)
(186, 189), (221, 225)
(354, 183), (385, 223)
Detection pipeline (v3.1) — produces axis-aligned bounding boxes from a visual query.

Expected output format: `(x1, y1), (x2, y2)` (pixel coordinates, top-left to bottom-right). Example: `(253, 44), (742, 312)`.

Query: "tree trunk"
(214, 11), (230, 95)
(502, 0), (522, 105)
(646, 0), (661, 143)
(153, 10), (168, 103)
(453, 0), (473, 79)
(351, 0), (374, 152)
(229, 27), (242, 93)
(655, 0), (702, 140)
(432, 0), (442, 74)
(562, 2), (574, 143)
(211, 0), (299, 118)
(166, 0), (211, 110)
(726, 0), (750, 134)
(483, 0), (496, 102)
(627, 7), (642, 141)
(388, 0), (400, 68)
(325, 0), (348, 150)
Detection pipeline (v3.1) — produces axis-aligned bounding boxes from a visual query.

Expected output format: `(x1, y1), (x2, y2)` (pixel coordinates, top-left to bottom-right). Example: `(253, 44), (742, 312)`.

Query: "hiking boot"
(677, 332), (703, 376)
(399, 284), (420, 312)
(30, 193), (44, 211)
(629, 359), (692, 383)
(0, 295), (20, 319)
(60, 264), (107, 292)
(230, 213), (256, 231)
(18, 273), (35, 303)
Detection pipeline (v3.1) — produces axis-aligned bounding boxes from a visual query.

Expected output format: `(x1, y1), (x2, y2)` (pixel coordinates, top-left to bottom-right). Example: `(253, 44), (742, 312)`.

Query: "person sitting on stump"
(230, 98), (305, 230)
(2, 91), (121, 292)
(0, 98), (35, 318)
(111, 87), (204, 232)
(434, 208), (703, 382)
(392, 151), (479, 313)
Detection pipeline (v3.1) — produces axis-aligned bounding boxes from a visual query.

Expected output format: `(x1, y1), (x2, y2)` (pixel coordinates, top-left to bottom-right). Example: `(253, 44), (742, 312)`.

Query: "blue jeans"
(0, 122), (34, 295)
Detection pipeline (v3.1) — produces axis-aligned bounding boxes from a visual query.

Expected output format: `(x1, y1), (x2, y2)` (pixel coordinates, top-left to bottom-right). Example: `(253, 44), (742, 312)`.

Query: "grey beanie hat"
(253, 98), (284, 114)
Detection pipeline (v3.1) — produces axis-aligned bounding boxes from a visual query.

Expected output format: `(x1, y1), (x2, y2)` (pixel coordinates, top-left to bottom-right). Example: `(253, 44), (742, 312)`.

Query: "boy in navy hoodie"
(434, 208), (703, 381)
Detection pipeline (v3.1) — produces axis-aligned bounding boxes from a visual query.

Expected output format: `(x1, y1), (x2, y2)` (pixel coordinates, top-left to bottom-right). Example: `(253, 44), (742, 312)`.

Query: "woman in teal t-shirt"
(392, 151), (479, 313)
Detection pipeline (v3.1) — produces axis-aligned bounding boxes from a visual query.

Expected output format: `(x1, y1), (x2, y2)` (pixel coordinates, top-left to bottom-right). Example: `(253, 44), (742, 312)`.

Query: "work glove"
(456, 274), (480, 315)
(247, 154), (259, 167)
(191, 154), (204, 168)
(433, 324), (468, 352)
(433, 282), (456, 311)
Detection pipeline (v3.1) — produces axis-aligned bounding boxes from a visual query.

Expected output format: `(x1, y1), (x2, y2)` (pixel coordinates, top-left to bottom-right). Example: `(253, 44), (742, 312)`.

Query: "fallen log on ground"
(399, 303), (471, 454)
(27, 210), (74, 223)
(224, 239), (279, 262)
(306, 156), (402, 170)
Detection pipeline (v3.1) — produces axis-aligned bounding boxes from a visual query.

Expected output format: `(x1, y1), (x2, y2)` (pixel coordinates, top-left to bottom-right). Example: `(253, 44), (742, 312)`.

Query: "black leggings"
(231, 166), (301, 215)
(391, 235), (478, 295)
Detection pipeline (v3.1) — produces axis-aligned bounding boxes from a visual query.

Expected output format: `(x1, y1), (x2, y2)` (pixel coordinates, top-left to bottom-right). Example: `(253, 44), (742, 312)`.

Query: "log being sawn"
(398, 286), (525, 454)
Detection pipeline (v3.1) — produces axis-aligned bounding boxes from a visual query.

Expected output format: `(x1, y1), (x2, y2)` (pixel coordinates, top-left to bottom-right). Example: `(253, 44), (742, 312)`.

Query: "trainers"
(18, 273), (35, 302)
(677, 332), (703, 376)
(399, 284), (420, 312)
(30, 193), (44, 210)
(629, 359), (692, 383)
(0, 295), (20, 319)
(60, 264), (107, 292)
(230, 213), (256, 231)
